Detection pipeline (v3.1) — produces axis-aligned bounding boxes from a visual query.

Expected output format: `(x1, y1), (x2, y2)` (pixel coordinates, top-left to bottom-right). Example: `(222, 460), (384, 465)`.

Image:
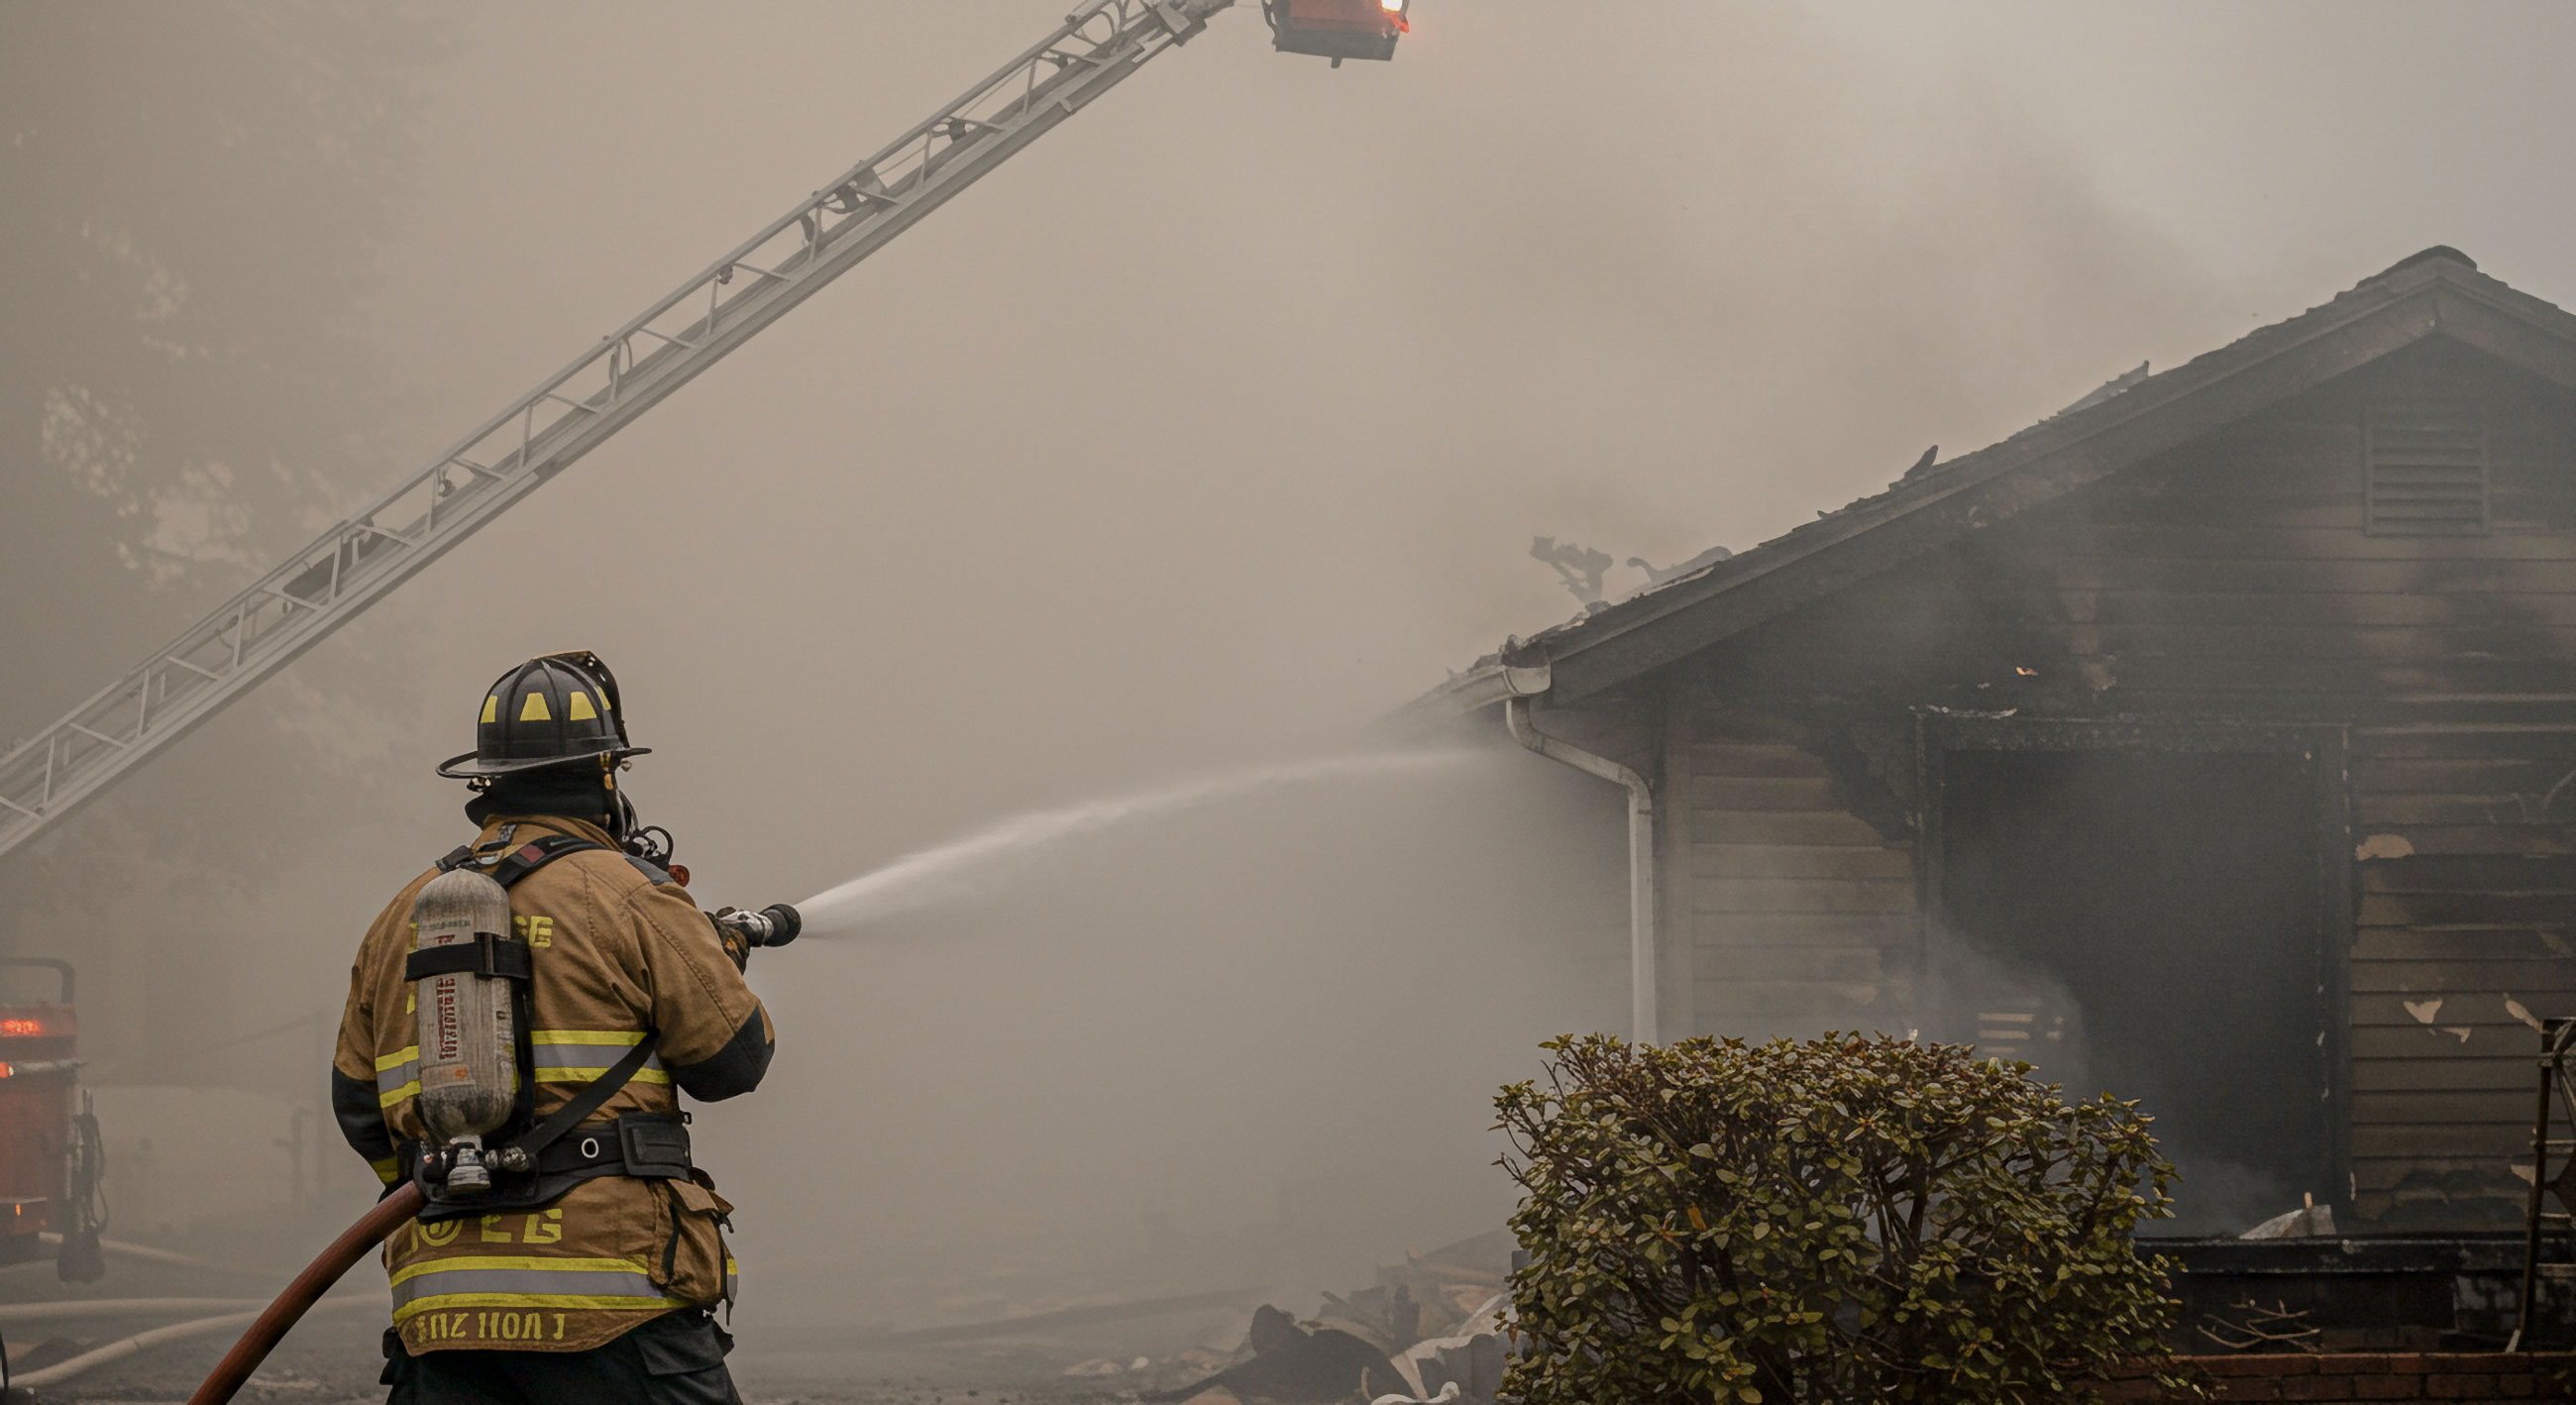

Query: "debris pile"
(1099, 1231), (1518, 1405)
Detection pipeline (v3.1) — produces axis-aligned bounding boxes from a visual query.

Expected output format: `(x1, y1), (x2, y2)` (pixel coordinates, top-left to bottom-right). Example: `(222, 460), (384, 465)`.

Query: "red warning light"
(0, 1021), (45, 1037)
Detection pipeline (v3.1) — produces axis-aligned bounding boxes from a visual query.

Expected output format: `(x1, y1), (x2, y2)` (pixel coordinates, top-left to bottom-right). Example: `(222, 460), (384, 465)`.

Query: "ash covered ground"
(0, 1226), (1513, 1403)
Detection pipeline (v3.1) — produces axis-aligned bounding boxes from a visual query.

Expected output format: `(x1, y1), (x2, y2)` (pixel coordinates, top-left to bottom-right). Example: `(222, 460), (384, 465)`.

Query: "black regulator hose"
(186, 1182), (424, 1405)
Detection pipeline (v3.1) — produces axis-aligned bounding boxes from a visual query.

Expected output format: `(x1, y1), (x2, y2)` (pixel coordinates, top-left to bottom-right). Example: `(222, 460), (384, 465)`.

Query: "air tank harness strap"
(436, 832), (607, 883)
(511, 1036), (658, 1161)
(403, 937), (531, 983)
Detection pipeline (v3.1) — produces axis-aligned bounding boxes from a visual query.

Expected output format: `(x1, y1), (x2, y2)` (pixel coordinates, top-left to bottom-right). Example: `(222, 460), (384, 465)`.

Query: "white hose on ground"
(10, 1296), (380, 1389)
(0, 1299), (268, 1325)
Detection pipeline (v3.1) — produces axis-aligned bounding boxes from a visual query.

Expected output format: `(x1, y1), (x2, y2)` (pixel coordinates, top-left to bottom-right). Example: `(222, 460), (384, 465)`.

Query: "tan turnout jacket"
(334, 813), (775, 1354)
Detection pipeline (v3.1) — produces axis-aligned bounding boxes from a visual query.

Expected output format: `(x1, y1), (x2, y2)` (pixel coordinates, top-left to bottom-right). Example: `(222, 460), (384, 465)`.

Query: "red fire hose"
(184, 1183), (425, 1405)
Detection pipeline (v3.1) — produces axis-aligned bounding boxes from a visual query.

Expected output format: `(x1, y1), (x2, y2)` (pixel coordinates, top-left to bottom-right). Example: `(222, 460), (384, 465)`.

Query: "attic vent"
(2365, 407), (2488, 536)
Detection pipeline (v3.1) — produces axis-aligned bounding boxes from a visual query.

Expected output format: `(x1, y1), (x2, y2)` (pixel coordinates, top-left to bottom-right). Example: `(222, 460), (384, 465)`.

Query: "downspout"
(1505, 691), (1659, 1045)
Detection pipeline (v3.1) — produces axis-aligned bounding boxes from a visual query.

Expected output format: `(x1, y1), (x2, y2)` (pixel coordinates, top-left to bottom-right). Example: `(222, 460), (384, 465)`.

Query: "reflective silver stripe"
(529, 1049), (667, 1079)
(376, 1047), (420, 1097)
(376, 1051), (419, 1108)
(391, 1263), (672, 1312)
(528, 1030), (668, 1084)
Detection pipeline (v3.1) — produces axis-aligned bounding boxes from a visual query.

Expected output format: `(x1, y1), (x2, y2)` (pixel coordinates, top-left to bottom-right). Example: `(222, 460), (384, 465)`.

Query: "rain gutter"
(1503, 675), (1659, 1045)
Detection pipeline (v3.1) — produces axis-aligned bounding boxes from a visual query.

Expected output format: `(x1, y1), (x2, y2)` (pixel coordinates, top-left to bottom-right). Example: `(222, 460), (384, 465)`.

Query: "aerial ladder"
(0, 0), (1413, 866)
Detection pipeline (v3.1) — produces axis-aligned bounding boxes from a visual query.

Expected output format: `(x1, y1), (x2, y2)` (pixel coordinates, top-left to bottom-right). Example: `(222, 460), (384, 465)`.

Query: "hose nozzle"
(717, 903), (803, 948)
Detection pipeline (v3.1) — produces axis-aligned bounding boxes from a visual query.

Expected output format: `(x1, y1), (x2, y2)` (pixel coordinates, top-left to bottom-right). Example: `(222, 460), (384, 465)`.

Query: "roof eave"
(1535, 257), (2576, 702)
(1388, 659), (1553, 730)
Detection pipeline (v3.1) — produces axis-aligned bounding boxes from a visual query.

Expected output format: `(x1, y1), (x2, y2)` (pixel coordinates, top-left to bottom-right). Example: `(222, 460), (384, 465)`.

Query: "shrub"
(1496, 1032), (2196, 1403)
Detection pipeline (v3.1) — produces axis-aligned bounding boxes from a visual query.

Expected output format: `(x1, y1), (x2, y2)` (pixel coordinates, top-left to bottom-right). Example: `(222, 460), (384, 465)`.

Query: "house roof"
(1407, 247), (2576, 721)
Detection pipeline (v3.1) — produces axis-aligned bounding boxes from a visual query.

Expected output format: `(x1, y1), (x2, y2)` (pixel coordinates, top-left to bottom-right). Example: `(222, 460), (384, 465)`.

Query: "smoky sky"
(11, 0), (2576, 1340)
(338, 0), (2576, 906)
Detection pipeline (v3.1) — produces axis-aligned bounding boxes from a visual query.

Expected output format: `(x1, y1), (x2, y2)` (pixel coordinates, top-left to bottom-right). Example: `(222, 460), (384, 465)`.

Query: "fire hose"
(184, 902), (800, 1405)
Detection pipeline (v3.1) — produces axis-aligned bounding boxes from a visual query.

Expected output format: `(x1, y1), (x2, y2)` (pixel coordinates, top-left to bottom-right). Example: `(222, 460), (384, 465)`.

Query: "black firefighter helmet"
(434, 651), (651, 780)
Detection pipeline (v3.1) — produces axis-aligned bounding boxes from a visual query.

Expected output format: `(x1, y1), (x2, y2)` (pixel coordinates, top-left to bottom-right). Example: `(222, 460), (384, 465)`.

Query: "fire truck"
(0, 959), (106, 1281)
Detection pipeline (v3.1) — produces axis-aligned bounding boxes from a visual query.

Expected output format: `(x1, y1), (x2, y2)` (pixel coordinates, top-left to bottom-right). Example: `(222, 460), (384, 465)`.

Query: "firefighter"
(333, 651), (775, 1405)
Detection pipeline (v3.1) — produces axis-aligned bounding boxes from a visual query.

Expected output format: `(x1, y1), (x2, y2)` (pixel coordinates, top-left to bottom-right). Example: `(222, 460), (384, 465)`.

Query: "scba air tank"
(408, 868), (521, 1185)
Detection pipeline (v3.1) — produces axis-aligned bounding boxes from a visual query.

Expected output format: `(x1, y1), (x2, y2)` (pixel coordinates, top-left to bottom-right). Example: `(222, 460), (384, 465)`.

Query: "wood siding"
(1674, 715), (1917, 1041)
(1665, 341), (2576, 1226)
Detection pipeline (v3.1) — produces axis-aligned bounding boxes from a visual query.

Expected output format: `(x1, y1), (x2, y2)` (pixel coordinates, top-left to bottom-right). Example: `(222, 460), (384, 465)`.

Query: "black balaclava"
(466, 762), (615, 832)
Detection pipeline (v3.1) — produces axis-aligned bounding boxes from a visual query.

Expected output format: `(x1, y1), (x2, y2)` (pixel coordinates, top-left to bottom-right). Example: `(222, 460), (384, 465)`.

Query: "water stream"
(794, 749), (1477, 934)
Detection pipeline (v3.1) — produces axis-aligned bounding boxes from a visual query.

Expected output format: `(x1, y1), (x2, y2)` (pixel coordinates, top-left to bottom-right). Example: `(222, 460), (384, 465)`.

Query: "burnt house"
(1418, 248), (2576, 1237)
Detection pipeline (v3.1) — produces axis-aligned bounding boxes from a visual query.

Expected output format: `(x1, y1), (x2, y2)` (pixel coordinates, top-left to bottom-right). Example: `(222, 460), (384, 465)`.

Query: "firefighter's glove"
(712, 908), (753, 972)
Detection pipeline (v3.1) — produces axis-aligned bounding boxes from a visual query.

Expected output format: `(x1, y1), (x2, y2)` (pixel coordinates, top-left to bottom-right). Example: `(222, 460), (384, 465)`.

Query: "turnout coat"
(334, 812), (775, 1354)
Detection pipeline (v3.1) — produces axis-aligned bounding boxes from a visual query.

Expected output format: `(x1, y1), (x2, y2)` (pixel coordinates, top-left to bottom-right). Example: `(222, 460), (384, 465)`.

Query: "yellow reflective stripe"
(389, 1254), (650, 1287)
(531, 1071), (669, 1086)
(393, 1292), (690, 1322)
(532, 1054), (659, 1070)
(376, 1045), (421, 1112)
(388, 1254), (690, 1321)
(530, 1030), (664, 1086)
(371, 1157), (402, 1187)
